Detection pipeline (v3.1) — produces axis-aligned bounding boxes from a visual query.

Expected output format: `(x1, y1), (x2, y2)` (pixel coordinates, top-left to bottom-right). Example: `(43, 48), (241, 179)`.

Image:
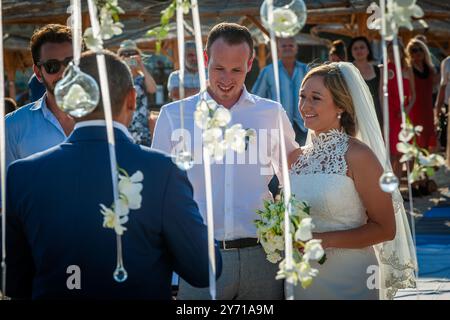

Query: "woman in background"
(348, 36), (383, 130)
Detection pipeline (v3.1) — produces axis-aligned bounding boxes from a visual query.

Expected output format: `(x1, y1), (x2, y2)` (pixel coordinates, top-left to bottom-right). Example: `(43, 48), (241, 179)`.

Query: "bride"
(289, 62), (417, 300)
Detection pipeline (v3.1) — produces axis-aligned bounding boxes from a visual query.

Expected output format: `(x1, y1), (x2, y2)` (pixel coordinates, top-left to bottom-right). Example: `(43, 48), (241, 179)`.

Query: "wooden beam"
(258, 43), (266, 70)
(245, 15), (269, 37)
(172, 38), (179, 70)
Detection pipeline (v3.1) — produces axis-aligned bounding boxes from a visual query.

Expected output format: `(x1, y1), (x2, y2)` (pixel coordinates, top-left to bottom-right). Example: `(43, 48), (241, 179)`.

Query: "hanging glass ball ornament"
(379, 171), (399, 193)
(174, 150), (194, 171)
(55, 62), (100, 118)
(260, 0), (307, 38)
(113, 265), (128, 283)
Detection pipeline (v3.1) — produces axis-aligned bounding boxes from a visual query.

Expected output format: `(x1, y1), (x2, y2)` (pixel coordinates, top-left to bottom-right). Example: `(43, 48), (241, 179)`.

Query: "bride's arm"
(314, 141), (396, 249)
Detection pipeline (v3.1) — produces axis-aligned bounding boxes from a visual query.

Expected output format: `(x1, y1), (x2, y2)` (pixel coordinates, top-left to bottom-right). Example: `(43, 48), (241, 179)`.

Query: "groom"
(2, 50), (221, 299)
(152, 23), (298, 299)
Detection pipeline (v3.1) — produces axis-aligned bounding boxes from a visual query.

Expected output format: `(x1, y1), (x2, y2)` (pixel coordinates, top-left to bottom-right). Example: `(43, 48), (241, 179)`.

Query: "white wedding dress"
(290, 129), (379, 300)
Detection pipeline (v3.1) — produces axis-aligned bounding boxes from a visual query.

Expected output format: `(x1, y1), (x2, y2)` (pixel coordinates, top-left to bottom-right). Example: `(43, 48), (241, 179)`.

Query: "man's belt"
(219, 238), (259, 250)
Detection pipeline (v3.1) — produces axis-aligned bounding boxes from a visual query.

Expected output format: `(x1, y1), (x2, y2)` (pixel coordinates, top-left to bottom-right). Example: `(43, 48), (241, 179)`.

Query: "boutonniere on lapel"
(194, 98), (256, 161)
(100, 168), (144, 235)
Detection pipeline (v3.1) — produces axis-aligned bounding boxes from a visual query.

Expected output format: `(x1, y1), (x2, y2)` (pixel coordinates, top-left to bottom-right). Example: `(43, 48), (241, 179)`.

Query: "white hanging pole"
(267, 0), (294, 301)
(392, 34), (417, 249)
(0, 0), (8, 300)
(71, 0), (82, 66)
(380, 0), (391, 171)
(87, 0), (127, 281)
(176, 0), (186, 148)
(191, 0), (216, 300)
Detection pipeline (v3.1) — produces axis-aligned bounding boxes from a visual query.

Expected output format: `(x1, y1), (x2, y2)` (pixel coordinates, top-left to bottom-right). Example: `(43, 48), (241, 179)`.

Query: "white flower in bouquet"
(297, 261), (319, 289)
(303, 239), (325, 262)
(267, 252), (282, 264)
(255, 195), (325, 288)
(294, 217), (314, 242)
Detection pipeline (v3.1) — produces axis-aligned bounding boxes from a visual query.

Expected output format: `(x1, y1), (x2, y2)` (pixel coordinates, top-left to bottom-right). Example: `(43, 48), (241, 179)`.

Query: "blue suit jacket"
(3, 125), (222, 299)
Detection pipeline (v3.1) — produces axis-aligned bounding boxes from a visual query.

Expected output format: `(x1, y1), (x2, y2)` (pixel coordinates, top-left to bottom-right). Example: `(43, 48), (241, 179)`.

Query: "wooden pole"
(258, 43), (266, 70)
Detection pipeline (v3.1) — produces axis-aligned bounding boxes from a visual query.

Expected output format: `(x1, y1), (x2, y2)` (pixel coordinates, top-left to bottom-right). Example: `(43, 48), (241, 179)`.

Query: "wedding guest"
(348, 36), (383, 129)
(406, 38), (437, 151)
(167, 41), (201, 101)
(2, 50), (221, 300)
(118, 40), (157, 147)
(435, 55), (450, 153)
(385, 41), (415, 180)
(152, 22), (298, 300)
(252, 36), (308, 145)
(329, 40), (347, 62)
(5, 24), (75, 170)
(289, 62), (417, 300)
(5, 97), (17, 115)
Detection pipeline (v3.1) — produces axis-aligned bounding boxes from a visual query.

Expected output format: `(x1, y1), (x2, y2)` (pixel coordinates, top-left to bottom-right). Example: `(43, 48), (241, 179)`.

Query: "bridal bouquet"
(255, 195), (325, 288)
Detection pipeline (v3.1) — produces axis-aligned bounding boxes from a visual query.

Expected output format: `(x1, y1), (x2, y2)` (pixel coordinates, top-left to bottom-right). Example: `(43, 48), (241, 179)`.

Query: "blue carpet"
(416, 245), (450, 278)
(423, 207), (450, 218)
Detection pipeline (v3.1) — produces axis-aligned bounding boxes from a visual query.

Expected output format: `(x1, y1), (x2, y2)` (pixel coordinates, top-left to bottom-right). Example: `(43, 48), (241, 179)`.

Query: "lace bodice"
(290, 129), (368, 233)
(291, 129), (349, 176)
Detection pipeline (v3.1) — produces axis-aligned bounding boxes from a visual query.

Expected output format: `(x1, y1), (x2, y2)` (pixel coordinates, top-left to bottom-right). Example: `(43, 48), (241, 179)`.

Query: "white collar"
(204, 85), (255, 108)
(74, 120), (134, 140)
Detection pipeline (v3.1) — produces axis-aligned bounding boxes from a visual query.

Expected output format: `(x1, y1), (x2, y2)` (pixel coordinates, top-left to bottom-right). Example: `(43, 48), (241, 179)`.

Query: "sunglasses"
(37, 57), (73, 74)
(410, 47), (423, 54)
(120, 51), (138, 58)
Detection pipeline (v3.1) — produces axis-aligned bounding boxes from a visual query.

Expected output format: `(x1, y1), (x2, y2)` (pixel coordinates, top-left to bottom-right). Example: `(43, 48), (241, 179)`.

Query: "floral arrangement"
(194, 98), (256, 161)
(397, 121), (446, 183)
(100, 168), (144, 235)
(255, 195), (325, 288)
(368, 0), (426, 40)
(84, 0), (124, 51)
(147, 0), (191, 53)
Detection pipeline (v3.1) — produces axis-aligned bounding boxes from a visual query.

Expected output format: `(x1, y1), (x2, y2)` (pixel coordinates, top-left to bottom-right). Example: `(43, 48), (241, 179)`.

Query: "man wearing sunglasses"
(5, 24), (75, 170)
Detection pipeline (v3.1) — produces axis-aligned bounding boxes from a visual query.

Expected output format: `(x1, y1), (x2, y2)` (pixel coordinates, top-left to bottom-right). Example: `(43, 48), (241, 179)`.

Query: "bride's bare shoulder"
(346, 137), (383, 173)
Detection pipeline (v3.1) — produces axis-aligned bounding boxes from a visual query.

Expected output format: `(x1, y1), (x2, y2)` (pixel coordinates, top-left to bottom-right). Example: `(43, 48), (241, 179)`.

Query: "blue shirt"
(28, 74), (46, 103)
(6, 95), (67, 169)
(252, 60), (308, 132)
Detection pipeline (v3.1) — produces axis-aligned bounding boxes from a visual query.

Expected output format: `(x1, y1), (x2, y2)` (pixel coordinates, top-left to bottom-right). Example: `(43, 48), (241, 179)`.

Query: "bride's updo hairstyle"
(301, 63), (357, 137)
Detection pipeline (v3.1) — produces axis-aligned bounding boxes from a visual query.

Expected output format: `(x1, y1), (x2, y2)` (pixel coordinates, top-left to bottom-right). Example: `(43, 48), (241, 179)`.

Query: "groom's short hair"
(78, 50), (134, 118)
(206, 23), (254, 60)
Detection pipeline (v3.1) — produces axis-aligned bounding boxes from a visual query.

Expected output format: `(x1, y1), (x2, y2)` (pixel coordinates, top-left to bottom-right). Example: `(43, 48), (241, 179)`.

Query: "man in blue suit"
(3, 50), (221, 299)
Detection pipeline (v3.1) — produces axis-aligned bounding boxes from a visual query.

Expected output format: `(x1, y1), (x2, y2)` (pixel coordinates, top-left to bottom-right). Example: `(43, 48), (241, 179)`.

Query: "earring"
(337, 113), (342, 119)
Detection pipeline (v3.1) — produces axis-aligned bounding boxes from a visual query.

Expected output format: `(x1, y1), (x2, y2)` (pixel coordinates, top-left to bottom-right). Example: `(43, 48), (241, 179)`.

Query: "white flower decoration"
(118, 170), (144, 210)
(100, 169), (144, 236)
(295, 217), (314, 242)
(272, 8), (298, 35)
(303, 239), (325, 262)
(62, 83), (91, 109)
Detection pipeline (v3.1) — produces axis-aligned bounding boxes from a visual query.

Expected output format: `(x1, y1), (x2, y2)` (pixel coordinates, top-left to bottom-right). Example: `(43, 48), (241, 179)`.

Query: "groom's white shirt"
(152, 87), (298, 240)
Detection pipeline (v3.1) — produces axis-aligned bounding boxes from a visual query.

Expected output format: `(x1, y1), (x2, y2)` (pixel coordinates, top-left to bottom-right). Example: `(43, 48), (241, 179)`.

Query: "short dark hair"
(206, 23), (253, 59)
(5, 97), (17, 115)
(30, 24), (72, 65)
(348, 36), (374, 62)
(78, 50), (134, 118)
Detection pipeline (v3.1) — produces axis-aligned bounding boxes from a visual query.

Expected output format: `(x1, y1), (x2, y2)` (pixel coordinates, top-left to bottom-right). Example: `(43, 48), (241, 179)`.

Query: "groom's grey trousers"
(177, 243), (284, 300)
